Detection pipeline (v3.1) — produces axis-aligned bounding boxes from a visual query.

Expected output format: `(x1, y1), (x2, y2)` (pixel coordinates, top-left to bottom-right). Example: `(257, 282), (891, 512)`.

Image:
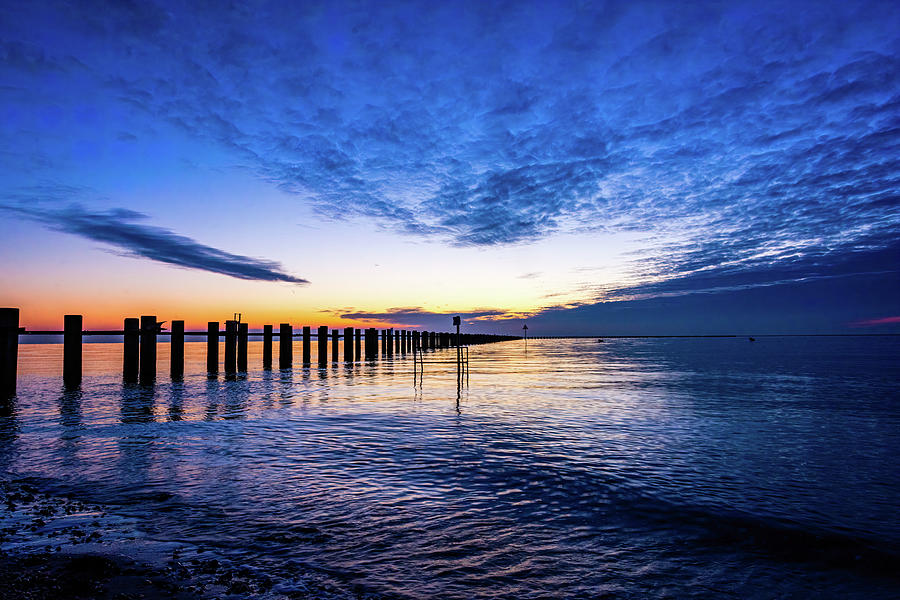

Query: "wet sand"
(0, 478), (364, 599)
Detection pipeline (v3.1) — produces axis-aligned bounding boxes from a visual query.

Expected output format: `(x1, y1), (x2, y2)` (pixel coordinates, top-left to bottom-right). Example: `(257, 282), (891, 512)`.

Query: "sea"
(2, 336), (899, 599)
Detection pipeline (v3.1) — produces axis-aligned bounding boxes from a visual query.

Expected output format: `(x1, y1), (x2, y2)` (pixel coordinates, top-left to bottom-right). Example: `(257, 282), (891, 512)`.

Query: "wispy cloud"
(1, 0), (898, 301)
(1, 201), (307, 284)
(850, 316), (900, 327)
(341, 307), (509, 328)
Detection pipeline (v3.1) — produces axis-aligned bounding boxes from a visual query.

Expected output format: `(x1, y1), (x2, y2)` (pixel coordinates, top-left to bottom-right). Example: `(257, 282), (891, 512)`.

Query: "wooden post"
(355, 328), (361, 360)
(381, 330), (388, 355)
(344, 327), (353, 362)
(224, 320), (237, 375)
(171, 320), (184, 379)
(124, 318), (140, 382)
(0, 308), (19, 397)
(422, 330), (429, 351)
(302, 326), (311, 365)
(365, 328), (376, 360)
(412, 330), (420, 351)
(207, 321), (219, 374)
(279, 323), (292, 369)
(139, 315), (157, 384)
(395, 329), (400, 353)
(318, 325), (328, 366)
(63, 314), (82, 388)
(238, 322), (248, 372)
(263, 325), (273, 370)
(331, 329), (339, 362)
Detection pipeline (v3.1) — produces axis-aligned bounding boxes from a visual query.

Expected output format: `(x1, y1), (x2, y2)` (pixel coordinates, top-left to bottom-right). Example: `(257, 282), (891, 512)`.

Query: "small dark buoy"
(748, 337), (756, 342)
(597, 338), (604, 343)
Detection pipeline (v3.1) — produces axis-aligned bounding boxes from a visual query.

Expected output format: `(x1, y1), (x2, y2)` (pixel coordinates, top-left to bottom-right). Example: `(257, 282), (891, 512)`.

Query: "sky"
(1, 0), (898, 335)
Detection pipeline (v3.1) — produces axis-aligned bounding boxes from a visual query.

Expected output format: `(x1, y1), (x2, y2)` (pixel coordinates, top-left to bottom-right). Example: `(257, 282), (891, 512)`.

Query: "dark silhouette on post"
(124, 318), (140, 382)
(207, 321), (219, 374)
(331, 329), (339, 362)
(1, 308), (19, 397)
(238, 322), (248, 372)
(318, 326), (328, 366)
(263, 325), (273, 370)
(139, 315), (157, 385)
(454, 315), (461, 374)
(224, 320), (237, 375)
(171, 320), (184, 379)
(365, 328), (377, 360)
(63, 314), (82, 388)
(279, 323), (292, 369)
(302, 326), (311, 365)
(344, 327), (353, 362)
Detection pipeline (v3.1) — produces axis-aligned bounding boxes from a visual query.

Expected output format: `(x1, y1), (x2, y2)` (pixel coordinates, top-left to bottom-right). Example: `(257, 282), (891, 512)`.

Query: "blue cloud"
(1, 0), (898, 304)
(0, 198), (307, 284)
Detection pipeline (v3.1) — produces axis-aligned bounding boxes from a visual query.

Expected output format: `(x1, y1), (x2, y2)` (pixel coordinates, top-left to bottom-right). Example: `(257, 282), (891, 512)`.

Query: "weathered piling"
(365, 328), (377, 359)
(355, 328), (361, 360)
(124, 318), (140, 382)
(344, 327), (353, 362)
(207, 321), (219, 374)
(139, 315), (157, 384)
(431, 332), (437, 349)
(331, 329), (339, 362)
(318, 326), (328, 366)
(0, 308), (19, 397)
(63, 314), (82, 388)
(421, 330), (429, 351)
(412, 330), (420, 351)
(171, 320), (184, 379)
(224, 320), (237, 375)
(387, 329), (394, 356)
(263, 325), (273, 370)
(395, 330), (401, 353)
(238, 322), (248, 372)
(302, 326), (311, 365)
(279, 323), (292, 369)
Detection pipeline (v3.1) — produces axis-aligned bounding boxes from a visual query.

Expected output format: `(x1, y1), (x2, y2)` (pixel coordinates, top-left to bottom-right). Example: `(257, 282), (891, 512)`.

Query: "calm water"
(2, 337), (899, 598)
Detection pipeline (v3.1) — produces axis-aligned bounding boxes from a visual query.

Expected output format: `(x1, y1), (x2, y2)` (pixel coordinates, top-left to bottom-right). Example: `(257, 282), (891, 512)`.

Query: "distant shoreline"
(15, 332), (900, 344)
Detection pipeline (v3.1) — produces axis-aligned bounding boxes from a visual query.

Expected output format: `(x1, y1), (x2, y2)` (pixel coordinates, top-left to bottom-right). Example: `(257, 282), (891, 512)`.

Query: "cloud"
(1, 0), (899, 301)
(850, 316), (900, 327)
(1, 201), (307, 284)
(341, 307), (508, 328)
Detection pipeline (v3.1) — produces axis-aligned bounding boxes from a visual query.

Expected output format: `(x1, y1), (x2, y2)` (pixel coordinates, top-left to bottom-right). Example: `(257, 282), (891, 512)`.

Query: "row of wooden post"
(0, 309), (519, 394)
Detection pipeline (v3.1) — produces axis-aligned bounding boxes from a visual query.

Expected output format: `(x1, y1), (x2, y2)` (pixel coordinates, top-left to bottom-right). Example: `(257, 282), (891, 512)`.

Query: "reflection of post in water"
(168, 381), (185, 421)
(412, 334), (424, 388)
(57, 387), (83, 430)
(204, 376), (221, 420)
(121, 382), (156, 424)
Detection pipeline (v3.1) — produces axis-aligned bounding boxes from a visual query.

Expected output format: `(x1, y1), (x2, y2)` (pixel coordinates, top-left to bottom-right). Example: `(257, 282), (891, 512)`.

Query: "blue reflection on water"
(2, 336), (899, 598)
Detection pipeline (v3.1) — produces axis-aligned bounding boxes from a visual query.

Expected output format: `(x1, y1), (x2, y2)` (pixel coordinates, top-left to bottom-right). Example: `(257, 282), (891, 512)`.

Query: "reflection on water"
(2, 337), (900, 599)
